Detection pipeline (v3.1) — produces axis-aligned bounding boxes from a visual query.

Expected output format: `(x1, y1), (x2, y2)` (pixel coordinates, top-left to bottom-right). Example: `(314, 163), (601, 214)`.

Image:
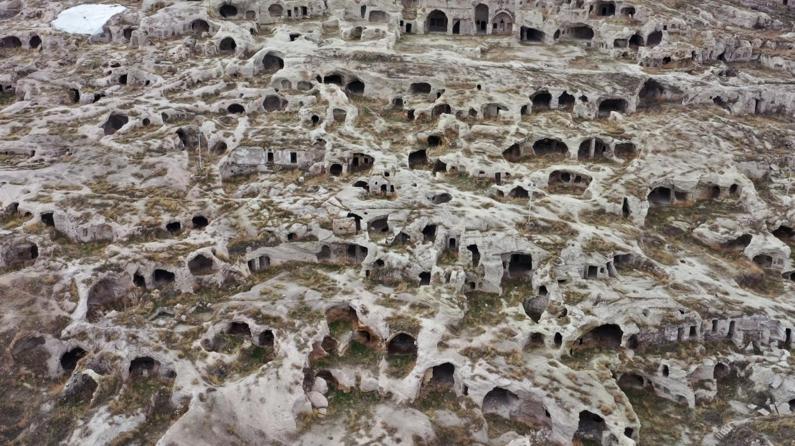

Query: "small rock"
(360, 376), (379, 393)
(332, 218), (356, 236)
(312, 377), (328, 395)
(333, 369), (356, 390)
(308, 391), (328, 409)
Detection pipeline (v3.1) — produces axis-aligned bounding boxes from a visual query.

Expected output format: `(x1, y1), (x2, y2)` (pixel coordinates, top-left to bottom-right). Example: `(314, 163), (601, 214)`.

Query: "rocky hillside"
(1, 0), (795, 445)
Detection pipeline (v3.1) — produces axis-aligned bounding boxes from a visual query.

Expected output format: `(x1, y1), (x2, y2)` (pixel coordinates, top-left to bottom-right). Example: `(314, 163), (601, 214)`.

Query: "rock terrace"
(1, 0), (795, 445)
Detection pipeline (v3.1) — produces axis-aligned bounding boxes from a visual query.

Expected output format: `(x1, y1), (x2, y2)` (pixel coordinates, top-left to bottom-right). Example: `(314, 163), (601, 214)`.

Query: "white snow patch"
(51, 4), (127, 36)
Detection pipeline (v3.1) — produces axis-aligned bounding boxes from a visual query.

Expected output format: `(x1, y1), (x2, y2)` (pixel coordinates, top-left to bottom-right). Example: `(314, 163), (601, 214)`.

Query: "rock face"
(1, 0), (795, 445)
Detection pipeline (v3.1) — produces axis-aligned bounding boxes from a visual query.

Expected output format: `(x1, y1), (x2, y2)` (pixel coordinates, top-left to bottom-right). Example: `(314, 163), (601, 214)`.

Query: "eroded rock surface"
(2, 0), (795, 445)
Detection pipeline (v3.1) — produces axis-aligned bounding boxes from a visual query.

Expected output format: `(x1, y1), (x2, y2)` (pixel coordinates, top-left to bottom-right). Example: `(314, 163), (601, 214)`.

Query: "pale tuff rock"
(1, 0), (795, 445)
